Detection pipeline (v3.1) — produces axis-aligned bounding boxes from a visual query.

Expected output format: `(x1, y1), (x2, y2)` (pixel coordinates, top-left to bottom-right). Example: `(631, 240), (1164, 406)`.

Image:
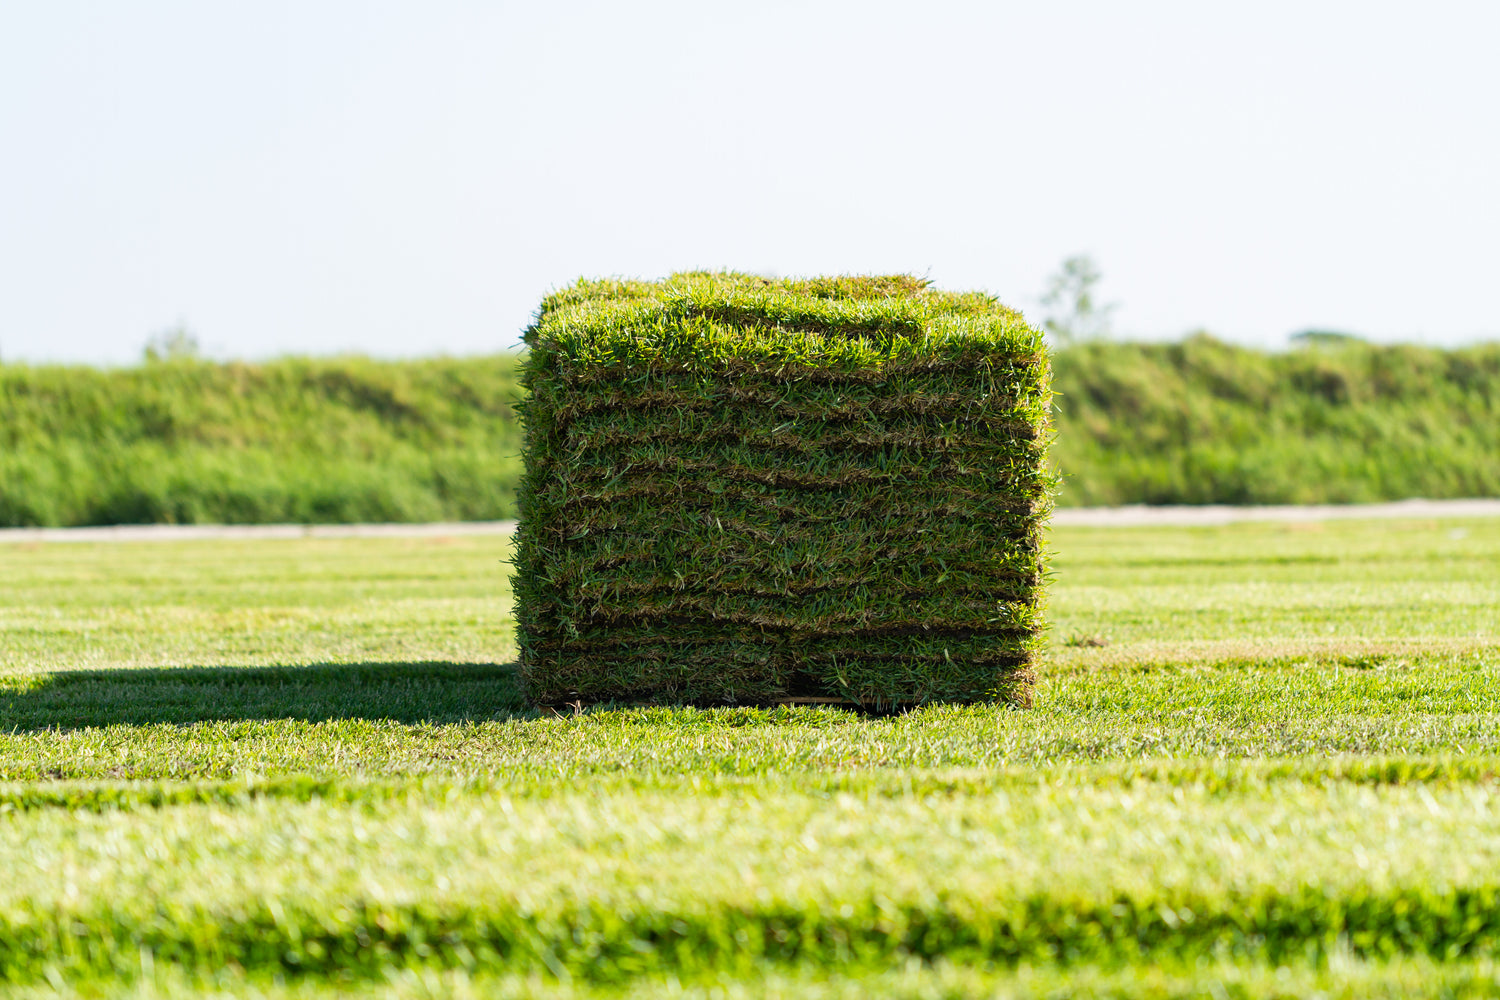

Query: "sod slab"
(513, 272), (1053, 708)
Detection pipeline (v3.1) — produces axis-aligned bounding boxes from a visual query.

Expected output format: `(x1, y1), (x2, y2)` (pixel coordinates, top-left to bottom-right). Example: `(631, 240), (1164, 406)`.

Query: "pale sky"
(2, 1), (1497, 365)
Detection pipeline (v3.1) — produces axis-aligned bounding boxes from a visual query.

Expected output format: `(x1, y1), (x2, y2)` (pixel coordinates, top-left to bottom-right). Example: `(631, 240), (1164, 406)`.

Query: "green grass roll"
(513, 272), (1053, 709)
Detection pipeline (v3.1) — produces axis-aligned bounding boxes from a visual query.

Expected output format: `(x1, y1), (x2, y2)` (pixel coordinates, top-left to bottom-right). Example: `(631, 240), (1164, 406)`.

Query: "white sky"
(2, 1), (1497, 365)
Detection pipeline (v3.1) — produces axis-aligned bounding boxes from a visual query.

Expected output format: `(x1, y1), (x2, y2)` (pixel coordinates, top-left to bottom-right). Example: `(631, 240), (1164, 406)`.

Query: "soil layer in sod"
(513, 272), (1053, 709)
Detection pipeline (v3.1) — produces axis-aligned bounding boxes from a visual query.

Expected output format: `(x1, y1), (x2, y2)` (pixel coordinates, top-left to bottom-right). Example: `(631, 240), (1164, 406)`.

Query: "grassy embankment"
(0, 355), (523, 526)
(1052, 334), (1500, 504)
(1, 518), (1497, 996)
(3, 335), (1498, 527)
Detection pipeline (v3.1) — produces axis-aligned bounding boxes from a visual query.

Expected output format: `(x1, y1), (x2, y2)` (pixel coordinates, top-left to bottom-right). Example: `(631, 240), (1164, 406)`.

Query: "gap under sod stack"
(512, 272), (1054, 709)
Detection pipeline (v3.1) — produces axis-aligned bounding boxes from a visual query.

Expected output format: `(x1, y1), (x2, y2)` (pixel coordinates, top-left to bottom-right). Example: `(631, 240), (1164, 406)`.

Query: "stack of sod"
(513, 272), (1053, 709)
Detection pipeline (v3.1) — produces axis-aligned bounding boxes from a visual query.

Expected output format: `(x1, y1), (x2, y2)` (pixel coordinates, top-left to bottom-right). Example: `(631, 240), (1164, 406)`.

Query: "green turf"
(513, 272), (1052, 708)
(0, 354), (524, 526)
(9, 957), (1500, 999)
(5, 336), (1499, 528)
(0, 518), (1497, 995)
(1051, 334), (1500, 505)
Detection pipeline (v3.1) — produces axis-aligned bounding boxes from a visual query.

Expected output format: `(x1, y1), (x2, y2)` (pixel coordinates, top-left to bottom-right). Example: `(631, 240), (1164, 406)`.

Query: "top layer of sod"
(514, 272), (1053, 710)
(525, 272), (1047, 380)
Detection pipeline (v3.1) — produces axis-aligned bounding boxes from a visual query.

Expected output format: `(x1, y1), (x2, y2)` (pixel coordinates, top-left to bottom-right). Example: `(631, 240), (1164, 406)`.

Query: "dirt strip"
(0, 521), (519, 543)
(1050, 498), (1500, 527)
(2, 499), (1498, 543)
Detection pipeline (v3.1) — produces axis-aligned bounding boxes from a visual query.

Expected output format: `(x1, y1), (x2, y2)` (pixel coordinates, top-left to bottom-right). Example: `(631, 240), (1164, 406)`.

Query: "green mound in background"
(513, 272), (1054, 709)
(0, 356), (523, 526)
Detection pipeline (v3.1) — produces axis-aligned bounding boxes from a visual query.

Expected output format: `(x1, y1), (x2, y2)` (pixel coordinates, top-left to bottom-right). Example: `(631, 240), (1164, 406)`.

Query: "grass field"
(5, 336), (1499, 527)
(0, 355), (524, 527)
(1051, 336), (1500, 506)
(1, 518), (1498, 997)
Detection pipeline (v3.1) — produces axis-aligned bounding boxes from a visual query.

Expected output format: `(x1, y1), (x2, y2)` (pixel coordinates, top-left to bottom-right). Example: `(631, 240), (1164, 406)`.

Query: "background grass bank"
(3, 335), (1498, 526)
(0, 355), (523, 526)
(1052, 334), (1500, 505)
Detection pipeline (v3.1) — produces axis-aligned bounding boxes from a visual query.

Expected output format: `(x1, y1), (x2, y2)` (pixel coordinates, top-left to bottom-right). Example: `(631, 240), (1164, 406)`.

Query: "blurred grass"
(0, 355), (524, 526)
(2, 521), (1495, 781)
(3, 335), (1498, 526)
(1052, 334), (1500, 505)
(0, 533), (515, 676)
(11, 957), (1500, 1000)
(0, 520), (1498, 994)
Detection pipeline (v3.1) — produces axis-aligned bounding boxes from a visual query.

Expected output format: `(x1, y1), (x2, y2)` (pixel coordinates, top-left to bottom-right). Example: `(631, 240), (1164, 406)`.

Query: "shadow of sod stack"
(513, 272), (1054, 710)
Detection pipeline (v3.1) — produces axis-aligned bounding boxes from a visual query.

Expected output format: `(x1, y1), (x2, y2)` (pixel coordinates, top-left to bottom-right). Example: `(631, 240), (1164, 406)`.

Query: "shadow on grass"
(0, 662), (527, 730)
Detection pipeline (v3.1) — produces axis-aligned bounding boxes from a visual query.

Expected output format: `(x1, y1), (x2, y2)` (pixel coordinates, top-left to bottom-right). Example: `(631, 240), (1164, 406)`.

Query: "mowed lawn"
(0, 519), (1498, 998)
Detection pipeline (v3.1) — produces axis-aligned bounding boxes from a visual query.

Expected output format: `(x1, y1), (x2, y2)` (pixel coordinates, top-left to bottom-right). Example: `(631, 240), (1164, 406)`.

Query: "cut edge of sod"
(513, 272), (1055, 710)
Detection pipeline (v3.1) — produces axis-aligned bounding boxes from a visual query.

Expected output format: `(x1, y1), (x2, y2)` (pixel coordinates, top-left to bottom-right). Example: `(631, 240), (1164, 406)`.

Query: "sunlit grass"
(0, 517), (1497, 995)
(0, 355), (525, 527)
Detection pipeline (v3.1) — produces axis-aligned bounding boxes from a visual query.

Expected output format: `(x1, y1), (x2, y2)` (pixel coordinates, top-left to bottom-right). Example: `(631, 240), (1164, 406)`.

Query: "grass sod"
(0, 519), (1498, 993)
(514, 272), (1053, 709)
(4, 783), (1500, 984)
(10, 959), (1500, 1000)
(0, 533), (516, 679)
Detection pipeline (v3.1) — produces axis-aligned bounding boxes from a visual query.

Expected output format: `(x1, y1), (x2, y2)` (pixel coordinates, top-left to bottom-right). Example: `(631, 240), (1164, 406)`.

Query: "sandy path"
(3, 498), (1498, 543)
(1050, 497), (1500, 527)
(0, 521), (519, 543)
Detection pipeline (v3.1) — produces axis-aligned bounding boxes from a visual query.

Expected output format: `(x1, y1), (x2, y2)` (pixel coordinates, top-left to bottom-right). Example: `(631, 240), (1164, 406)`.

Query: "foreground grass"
(0, 519), (1497, 995)
(12, 957), (1500, 999)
